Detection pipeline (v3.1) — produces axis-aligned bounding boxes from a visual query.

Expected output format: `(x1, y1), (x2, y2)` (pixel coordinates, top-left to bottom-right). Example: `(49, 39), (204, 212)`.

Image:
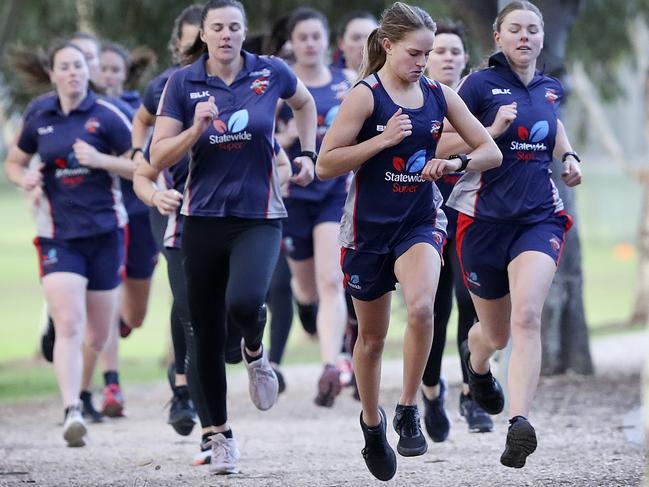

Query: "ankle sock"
(104, 370), (119, 386)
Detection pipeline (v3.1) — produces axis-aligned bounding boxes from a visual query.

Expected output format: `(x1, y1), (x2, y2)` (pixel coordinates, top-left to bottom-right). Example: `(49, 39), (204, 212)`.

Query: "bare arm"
(132, 105), (156, 151)
(5, 144), (39, 190)
(132, 160), (182, 215)
(317, 84), (412, 180)
(553, 119), (581, 187)
(284, 80), (317, 183)
(150, 95), (218, 170)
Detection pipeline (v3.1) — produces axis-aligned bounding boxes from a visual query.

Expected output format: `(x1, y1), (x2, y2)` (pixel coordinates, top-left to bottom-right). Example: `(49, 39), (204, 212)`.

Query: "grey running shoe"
(209, 433), (241, 475)
(314, 364), (342, 407)
(63, 405), (87, 447)
(241, 341), (279, 411)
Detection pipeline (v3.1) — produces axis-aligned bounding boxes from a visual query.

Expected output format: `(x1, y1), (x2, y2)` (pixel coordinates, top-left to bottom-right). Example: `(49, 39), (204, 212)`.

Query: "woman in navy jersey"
(318, 2), (501, 480)
(420, 21), (493, 442)
(4, 43), (133, 447)
(150, 0), (317, 475)
(440, 0), (582, 469)
(333, 12), (378, 72)
(275, 7), (354, 408)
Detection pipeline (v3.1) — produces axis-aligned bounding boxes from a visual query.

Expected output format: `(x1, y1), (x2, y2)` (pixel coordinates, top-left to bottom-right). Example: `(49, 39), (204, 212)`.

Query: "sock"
(174, 384), (190, 399)
(80, 390), (92, 402)
(243, 344), (262, 364)
(221, 429), (233, 439)
(104, 370), (119, 386)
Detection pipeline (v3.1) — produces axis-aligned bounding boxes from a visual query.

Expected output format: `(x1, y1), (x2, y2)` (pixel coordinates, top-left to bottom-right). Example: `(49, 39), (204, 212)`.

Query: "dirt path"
(0, 331), (646, 487)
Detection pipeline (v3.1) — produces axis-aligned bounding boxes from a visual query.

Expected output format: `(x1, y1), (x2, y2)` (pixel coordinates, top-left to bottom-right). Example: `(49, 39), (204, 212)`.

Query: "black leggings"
(183, 216), (281, 426)
(268, 250), (293, 365)
(149, 208), (212, 427)
(422, 238), (477, 387)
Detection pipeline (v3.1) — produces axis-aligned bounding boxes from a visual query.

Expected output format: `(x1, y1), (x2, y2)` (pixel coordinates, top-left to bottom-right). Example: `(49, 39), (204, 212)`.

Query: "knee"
(406, 299), (433, 330)
(479, 324), (510, 350)
(53, 313), (84, 341)
(86, 335), (107, 353)
(316, 271), (343, 299)
(228, 297), (264, 325)
(511, 305), (542, 335)
(356, 333), (386, 361)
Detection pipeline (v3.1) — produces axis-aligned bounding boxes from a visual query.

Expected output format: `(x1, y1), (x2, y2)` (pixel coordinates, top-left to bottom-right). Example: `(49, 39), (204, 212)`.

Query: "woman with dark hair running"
(318, 2), (501, 480)
(4, 42), (133, 447)
(150, 0), (316, 474)
(420, 20), (494, 443)
(439, 0), (581, 468)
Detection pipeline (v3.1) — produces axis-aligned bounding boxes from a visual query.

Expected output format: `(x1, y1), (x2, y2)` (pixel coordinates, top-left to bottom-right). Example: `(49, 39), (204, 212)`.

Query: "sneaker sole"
(169, 415), (196, 436)
(314, 380), (342, 408)
(63, 421), (87, 447)
(103, 400), (124, 418)
(396, 443), (428, 457)
(500, 425), (537, 468)
(210, 465), (239, 475)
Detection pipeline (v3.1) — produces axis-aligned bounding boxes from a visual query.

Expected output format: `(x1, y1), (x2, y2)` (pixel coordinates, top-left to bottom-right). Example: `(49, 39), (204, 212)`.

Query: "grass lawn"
(0, 162), (641, 402)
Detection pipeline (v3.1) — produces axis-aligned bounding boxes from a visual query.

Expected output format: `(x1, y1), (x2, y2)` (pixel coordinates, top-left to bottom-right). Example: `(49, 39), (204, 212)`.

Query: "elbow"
(490, 147), (503, 169)
(149, 146), (163, 171)
(315, 164), (331, 181)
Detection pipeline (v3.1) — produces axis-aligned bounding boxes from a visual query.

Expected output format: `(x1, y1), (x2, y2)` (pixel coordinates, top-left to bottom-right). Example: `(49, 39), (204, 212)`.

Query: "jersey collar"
(43, 91), (97, 116)
(187, 50), (256, 84)
(488, 51), (545, 88)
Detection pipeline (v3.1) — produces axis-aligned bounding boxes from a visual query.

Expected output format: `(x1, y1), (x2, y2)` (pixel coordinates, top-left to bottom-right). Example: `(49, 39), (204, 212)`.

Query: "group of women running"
(4, 0), (582, 480)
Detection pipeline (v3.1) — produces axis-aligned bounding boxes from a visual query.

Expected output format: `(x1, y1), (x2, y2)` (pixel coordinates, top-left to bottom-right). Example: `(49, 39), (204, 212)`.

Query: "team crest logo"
(251, 76), (269, 95)
(549, 236), (561, 251)
(430, 120), (442, 141)
(545, 88), (558, 104)
(84, 117), (100, 133)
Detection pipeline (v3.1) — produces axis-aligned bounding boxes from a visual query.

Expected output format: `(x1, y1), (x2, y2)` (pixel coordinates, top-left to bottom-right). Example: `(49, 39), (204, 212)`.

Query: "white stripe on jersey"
(110, 174), (128, 228)
(96, 99), (133, 132)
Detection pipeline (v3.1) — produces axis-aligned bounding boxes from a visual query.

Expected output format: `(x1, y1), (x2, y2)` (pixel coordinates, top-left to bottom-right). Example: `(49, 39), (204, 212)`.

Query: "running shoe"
(336, 353), (354, 388)
(40, 315), (55, 363)
(296, 301), (318, 336)
(421, 377), (451, 442)
(192, 437), (212, 466)
(168, 387), (196, 436)
(392, 404), (428, 456)
(102, 383), (125, 417)
(241, 341), (279, 411)
(119, 318), (132, 338)
(272, 365), (286, 394)
(500, 416), (537, 468)
(80, 390), (103, 423)
(460, 340), (504, 415)
(459, 392), (494, 433)
(314, 364), (342, 407)
(63, 405), (87, 447)
(360, 406), (396, 481)
(209, 433), (240, 475)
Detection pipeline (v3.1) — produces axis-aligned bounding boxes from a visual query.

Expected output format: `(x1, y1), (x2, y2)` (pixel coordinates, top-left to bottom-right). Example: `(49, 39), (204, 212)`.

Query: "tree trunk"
(630, 187), (649, 325)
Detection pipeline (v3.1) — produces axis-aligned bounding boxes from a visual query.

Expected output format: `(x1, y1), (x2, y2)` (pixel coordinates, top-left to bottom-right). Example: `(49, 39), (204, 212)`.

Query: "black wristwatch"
(298, 150), (318, 164)
(561, 151), (581, 163)
(130, 147), (143, 160)
(448, 153), (471, 172)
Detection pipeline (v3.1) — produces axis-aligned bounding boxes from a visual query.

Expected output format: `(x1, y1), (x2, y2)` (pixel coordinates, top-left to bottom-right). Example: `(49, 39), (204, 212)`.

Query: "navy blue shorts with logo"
(283, 191), (346, 261)
(125, 212), (159, 279)
(34, 229), (125, 291)
(340, 224), (446, 301)
(456, 212), (573, 300)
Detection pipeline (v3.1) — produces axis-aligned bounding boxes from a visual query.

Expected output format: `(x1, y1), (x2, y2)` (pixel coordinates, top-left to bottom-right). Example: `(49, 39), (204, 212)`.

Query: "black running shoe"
(460, 340), (504, 415)
(80, 390), (104, 423)
(459, 392), (494, 433)
(392, 404), (428, 456)
(296, 301), (318, 336)
(500, 416), (537, 468)
(168, 386), (196, 436)
(41, 316), (55, 363)
(421, 378), (451, 442)
(360, 407), (396, 481)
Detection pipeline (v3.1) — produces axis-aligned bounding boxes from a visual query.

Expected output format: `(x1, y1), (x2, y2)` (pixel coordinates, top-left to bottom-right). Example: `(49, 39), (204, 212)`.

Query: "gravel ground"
(0, 331), (646, 487)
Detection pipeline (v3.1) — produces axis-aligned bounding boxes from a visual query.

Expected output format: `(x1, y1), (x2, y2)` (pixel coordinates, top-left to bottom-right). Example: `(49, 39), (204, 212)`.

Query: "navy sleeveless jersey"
(17, 91), (130, 239)
(448, 52), (565, 223)
(339, 73), (447, 253)
(279, 67), (350, 201)
(158, 51), (296, 219)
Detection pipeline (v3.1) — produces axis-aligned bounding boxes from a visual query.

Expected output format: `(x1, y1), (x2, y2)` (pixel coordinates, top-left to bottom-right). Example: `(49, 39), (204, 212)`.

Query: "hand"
(489, 102), (517, 138)
(152, 189), (183, 215)
(193, 96), (218, 134)
(132, 150), (147, 167)
(561, 157), (582, 187)
(73, 139), (103, 168)
(380, 108), (412, 148)
(21, 163), (43, 192)
(290, 156), (315, 187)
(421, 158), (461, 181)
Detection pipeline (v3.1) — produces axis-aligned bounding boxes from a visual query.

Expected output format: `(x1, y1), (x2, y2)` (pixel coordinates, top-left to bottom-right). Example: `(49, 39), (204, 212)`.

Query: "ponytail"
(182, 32), (206, 65)
(358, 27), (386, 80)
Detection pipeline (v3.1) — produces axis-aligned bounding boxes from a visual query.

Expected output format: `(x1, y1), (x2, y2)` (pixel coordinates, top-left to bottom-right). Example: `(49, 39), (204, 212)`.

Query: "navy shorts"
(283, 191), (346, 261)
(125, 212), (159, 279)
(456, 212), (573, 300)
(340, 224), (446, 301)
(34, 229), (125, 291)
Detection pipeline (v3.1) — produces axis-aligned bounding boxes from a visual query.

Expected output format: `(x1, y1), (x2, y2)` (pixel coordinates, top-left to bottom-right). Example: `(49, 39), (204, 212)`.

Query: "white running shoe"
(63, 405), (87, 447)
(209, 433), (240, 475)
(241, 341), (279, 411)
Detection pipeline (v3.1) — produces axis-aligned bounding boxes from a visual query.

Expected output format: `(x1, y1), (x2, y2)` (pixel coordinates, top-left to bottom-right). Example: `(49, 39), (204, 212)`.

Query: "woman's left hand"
(561, 158), (582, 187)
(421, 157), (462, 181)
(73, 139), (103, 169)
(290, 156), (315, 187)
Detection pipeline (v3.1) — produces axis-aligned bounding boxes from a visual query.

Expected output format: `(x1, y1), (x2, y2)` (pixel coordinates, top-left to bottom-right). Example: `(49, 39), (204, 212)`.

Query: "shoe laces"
(212, 435), (237, 464)
(397, 406), (421, 437)
(250, 359), (275, 385)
